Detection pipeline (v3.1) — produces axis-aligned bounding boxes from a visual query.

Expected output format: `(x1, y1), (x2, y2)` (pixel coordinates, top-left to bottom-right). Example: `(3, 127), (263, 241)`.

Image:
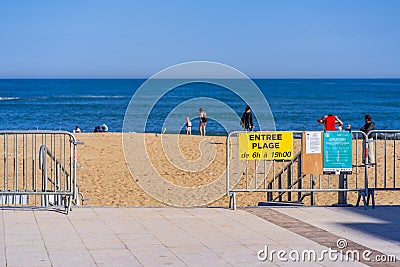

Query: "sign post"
(338, 173), (348, 204)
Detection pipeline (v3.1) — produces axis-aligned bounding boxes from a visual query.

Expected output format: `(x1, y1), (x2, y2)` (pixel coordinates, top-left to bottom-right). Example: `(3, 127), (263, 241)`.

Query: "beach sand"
(76, 133), (400, 207)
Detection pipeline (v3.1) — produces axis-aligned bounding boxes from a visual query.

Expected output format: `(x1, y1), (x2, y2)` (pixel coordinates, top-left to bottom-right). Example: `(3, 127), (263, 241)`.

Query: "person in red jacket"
(317, 114), (343, 131)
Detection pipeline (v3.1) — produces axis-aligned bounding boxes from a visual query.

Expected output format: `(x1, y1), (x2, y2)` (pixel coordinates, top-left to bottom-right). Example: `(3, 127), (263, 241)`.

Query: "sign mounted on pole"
(323, 131), (352, 174)
(238, 132), (293, 160)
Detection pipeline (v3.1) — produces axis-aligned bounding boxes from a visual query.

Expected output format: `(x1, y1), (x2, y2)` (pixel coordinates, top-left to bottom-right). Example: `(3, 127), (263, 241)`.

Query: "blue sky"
(0, 0), (399, 78)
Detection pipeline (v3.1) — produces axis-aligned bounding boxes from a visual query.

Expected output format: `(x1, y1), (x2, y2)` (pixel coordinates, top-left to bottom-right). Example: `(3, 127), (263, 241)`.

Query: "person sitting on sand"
(101, 124), (108, 132)
(185, 117), (192, 135)
(73, 125), (81, 133)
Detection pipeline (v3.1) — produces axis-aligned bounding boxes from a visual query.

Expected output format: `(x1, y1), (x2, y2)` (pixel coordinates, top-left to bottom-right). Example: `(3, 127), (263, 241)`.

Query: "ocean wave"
(0, 95), (127, 101)
(69, 95), (127, 99)
(43, 95), (127, 99)
(0, 97), (20, 101)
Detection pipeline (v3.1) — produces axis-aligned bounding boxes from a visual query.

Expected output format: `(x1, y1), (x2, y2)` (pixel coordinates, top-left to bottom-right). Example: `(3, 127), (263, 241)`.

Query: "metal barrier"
(226, 131), (370, 209)
(357, 130), (400, 207)
(0, 131), (80, 214)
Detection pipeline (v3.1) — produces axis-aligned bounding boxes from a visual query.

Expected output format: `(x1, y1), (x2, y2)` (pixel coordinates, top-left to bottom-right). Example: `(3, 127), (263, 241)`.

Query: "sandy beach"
(75, 133), (400, 207)
(76, 133), (229, 207)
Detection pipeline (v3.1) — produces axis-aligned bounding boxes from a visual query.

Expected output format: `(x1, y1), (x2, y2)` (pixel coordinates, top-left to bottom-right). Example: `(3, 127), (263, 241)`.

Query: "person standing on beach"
(360, 114), (375, 165)
(240, 105), (254, 131)
(185, 117), (192, 135)
(199, 108), (207, 136)
(316, 114), (343, 131)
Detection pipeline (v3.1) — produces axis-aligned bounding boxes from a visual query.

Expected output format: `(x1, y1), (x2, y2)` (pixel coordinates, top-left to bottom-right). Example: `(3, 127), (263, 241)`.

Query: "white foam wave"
(0, 97), (20, 101)
(58, 95), (126, 99)
(79, 95), (126, 99)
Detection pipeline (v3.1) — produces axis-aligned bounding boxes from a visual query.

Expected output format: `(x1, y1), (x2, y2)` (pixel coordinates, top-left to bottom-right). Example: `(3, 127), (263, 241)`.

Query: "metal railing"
(365, 130), (400, 190)
(0, 131), (80, 213)
(226, 130), (371, 209)
(355, 130), (400, 208)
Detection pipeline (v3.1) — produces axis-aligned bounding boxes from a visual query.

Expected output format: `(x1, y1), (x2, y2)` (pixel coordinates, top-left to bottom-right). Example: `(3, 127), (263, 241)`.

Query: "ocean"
(0, 79), (399, 135)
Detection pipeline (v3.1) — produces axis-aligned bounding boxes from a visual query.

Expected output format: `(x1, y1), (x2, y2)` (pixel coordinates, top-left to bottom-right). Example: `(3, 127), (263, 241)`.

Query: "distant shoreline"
(1, 78), (400, 80)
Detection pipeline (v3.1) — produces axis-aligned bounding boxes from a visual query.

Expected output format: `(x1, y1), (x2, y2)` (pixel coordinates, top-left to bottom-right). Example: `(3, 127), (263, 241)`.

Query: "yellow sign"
(239, 132), (293, 160)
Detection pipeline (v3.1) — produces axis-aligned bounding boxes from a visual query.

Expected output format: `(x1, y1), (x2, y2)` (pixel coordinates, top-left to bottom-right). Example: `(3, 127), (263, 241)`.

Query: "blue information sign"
(323, 131), (352, 174)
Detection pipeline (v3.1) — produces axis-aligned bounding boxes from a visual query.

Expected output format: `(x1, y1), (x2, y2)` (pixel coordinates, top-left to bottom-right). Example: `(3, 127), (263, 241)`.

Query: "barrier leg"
(356, 191), (368, 210)
(310, 175), (315, 206)
(356, 192), (361, 207)
(366, 189), (375, 209)
(362, 193), (367, 210)
(267, 183), (272, 201)
(65, 196), (72, 214)
(371, 189), (375, 209)
(229, 192), (236, 210)
(278, 174), (282, 202)
(356, 191), (364, 209)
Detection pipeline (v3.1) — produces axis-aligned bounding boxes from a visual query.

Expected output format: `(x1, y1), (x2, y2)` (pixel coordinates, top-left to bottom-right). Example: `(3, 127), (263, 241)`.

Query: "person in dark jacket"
(241, 105), (254, 131)
(94, 126), (101, 132)
(360, 114), (375, 165)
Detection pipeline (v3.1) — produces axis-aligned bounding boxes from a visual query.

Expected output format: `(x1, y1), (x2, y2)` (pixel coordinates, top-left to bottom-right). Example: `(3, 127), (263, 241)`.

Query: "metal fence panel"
(226, 131), (370, 209)
(367, 130), (400, 191)
(0, 131), (79, 213)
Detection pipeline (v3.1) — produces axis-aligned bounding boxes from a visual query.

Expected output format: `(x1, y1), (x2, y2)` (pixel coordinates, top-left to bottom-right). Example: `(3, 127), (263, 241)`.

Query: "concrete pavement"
(0, 206), (399, 266)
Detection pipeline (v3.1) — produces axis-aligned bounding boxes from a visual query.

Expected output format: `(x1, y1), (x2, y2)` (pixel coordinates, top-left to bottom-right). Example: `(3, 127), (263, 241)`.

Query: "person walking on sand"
(240, 105), (254, 131)
(360, 114), (375, 166)
(316, 114), (343, 131)
(199, 108), (207, 136)
(185, 117), (192, 135)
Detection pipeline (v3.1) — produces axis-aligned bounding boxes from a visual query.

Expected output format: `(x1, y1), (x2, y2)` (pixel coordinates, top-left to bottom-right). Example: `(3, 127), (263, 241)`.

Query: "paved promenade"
(0, 206), (399, 266)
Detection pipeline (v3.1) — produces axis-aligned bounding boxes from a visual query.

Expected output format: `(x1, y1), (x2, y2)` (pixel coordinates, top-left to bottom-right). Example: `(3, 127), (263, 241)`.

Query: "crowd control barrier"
(0, 131), (81, 214)
(226, 130), (383, 209)
(358, 130), (400, 206)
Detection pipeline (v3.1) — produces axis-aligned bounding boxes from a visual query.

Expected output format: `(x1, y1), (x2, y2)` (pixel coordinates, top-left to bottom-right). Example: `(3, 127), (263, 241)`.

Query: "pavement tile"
(177, 252), (228, 266)
(133, 250), (186, 266)
(48, 250), (96, 267)
(6, 251), (51, 266)
(89, 248), (141, 266)
(82, 236), (126, 250)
